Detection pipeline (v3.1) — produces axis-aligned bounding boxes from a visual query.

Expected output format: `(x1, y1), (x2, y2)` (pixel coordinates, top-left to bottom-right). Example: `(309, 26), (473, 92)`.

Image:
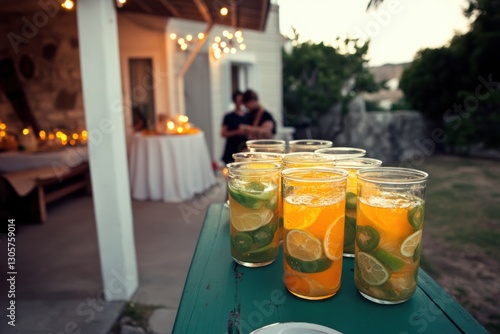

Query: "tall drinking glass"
(282, 152), (336, 169)
(334, 158), (383, 257)
(282, 168), (348, 300)
(354, 167), (428, 304)
(315, 147), (366, 159)
(232, 152), (284, 244)
(227, 162), (281, 267)
(288, 139), (333, 152)
(246, 139), (286, 153)
(232, 152), (283, 163)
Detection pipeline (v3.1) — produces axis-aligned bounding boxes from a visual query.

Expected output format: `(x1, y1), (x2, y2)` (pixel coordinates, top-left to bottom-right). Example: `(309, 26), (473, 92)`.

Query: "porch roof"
(0, 0), (271, 32)
(120, 0), (271, 31)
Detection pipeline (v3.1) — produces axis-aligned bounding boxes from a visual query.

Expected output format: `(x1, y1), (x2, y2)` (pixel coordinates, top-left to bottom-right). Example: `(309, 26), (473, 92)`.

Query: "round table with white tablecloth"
(129, 131), (217, 202)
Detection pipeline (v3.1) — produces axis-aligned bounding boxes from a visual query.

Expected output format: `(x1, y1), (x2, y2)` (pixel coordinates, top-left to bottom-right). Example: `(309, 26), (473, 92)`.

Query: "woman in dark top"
(221, 90), (247, 164)
(241, 89), (276, 140)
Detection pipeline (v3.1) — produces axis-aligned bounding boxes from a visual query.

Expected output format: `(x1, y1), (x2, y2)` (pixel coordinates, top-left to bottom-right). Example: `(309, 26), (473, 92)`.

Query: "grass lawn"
(416, 154), (500, 333)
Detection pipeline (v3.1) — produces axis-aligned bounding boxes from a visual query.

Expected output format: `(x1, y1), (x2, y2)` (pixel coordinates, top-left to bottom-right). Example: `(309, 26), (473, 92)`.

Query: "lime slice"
(356, 225), (380, 252)
(401, 230), (422, 257)
(408, 205), (424, 230)
(374, 249), (405, 272)
(286, 230), (322, 261)
(285, 254), (332, 273)
(229, 183), (274, 210)
(228, 187), (262, 209)
(346, 191), (357, 210)
(344, 215), (356, 248)
(357, 252), (389, 286)
(323, 217), (343, 261)
(231, 233), (253, 252)
(266, 195), (278, 210)
(230, 208), (273, 232)
(252, 224), (276, 247)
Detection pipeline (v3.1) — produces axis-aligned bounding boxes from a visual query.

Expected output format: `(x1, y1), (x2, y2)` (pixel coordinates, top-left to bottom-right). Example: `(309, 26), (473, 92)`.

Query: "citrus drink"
(334, 158), (382, 257)
(282, 168), (347, 300)
(228, 162), (281, 267)
(354, 167), (427, 304)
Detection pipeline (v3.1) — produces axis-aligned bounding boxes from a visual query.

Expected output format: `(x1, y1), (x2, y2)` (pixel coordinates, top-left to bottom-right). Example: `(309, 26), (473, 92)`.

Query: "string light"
(170, 31), (208, 52)
(61, 0), (74, 10)
(211, 29), (246, 59)
(220, 7), (228, 16)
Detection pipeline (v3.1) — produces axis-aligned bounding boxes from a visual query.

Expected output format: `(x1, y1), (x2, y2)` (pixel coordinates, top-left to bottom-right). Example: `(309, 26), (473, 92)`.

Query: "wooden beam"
(193, 0), (212, 23)
(135, 0), (154, 14)
(258, 0), (269, 31)
(231, 2), (238, 28)
(158, 0), (180, 17)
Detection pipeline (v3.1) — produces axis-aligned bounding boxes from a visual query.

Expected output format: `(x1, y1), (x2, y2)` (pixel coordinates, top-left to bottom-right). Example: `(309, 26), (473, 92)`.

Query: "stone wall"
(0, 10), (84, 133)
(315, 96), (428, 164)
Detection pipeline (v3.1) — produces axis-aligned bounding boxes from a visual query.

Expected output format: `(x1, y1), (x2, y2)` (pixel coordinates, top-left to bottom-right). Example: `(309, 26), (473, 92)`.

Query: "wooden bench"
(0, 162), (91, 223)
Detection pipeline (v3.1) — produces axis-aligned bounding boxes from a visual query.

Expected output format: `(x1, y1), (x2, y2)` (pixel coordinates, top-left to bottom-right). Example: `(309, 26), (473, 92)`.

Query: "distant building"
(362, 63), (410, 110)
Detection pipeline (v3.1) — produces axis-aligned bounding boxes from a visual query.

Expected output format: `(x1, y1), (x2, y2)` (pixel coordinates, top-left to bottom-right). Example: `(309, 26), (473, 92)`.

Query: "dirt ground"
(417, 154), (500, 333)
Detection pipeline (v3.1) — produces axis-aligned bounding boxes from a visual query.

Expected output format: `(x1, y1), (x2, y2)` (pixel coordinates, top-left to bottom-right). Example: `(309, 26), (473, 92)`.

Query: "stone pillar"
(76, 0), (138, 300)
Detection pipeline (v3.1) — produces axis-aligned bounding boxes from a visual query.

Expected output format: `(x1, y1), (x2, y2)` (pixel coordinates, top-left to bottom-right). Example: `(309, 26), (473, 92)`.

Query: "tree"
(282, 35), (379, 127)
(399, 0), (500, 150)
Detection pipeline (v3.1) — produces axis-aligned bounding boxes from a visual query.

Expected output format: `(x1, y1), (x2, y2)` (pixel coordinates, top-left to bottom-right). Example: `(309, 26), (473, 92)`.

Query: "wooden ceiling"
(117, 0), (271, 31)
(0, 0), (271, 32)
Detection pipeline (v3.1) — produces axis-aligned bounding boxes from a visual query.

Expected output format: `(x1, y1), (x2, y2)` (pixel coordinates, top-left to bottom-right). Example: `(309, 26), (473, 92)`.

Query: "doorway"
(129, 58), (155, 130)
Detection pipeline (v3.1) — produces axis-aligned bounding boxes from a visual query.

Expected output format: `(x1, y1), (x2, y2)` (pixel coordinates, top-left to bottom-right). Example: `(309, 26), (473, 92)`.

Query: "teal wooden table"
(173, 204), (487, 334)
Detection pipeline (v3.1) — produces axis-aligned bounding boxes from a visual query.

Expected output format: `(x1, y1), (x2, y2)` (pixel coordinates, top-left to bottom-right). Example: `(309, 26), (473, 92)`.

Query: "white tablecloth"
(129, 131), (217, 202)
(0, 147), (89, 172)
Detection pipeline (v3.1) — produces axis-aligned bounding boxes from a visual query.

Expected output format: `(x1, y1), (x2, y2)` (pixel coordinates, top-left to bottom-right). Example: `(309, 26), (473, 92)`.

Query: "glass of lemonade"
(227, 162), (281, 267)
(334, 158), (383, 257)
(232, 152), (284, 244)
(246, 139), (286, 153)
(288, 139), (333, 152)
(282, 168), (348, 300)
(315, 147), (366, 159)
(282, 152), (336, 169)
(354, 167), (428, 304)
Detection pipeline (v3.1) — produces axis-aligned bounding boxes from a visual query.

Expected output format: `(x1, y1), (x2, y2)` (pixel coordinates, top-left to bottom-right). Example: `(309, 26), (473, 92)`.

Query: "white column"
(76, 0), (138, 300)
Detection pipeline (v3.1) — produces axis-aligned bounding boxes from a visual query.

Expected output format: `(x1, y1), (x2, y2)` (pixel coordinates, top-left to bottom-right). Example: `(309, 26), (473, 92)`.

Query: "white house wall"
(167, 5), (283, 165)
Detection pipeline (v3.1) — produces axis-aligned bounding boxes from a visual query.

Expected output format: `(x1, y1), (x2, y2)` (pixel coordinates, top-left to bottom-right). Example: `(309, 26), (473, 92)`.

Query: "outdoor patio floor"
(0, 172), (227, 334)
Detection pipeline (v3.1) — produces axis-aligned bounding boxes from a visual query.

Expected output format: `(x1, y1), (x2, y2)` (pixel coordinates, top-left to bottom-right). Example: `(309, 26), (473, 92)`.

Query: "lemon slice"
(284, 199), (321, 230)
(230, 208), (273, 232)
(357, 252), (389, 286)
(400, 230), (422, 257)
(323, 216), (343, 261)
(286, 230), (322, 261)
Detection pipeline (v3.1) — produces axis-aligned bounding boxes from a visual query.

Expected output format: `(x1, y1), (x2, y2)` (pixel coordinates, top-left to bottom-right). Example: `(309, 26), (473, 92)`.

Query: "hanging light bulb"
(198, 32), (205, 39)
(220, 7), (228, 16)
(61, 0), (74, 10)
(186, 34), (193, 42)
(239, 44), (246, 51)
(170, 33), (177, 40)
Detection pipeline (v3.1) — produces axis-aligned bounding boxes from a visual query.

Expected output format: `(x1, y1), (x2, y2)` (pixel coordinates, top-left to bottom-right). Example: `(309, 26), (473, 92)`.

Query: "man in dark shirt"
(241, 89), (276, 140)
(221, 90), (247, 164)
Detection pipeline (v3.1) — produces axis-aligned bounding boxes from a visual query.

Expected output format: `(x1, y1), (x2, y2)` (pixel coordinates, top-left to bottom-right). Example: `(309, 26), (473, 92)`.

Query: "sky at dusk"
(277, 0), (472, 66)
